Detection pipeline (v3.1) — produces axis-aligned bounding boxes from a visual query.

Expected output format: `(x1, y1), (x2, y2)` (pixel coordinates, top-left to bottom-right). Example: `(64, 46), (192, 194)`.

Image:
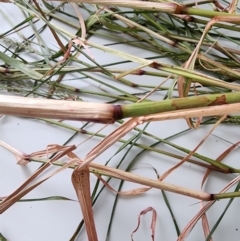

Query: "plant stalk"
(1, 93), (240, 123)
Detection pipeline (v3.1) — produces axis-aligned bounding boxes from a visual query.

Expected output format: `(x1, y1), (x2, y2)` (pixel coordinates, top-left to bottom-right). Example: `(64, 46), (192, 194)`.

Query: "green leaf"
(0, 233), (7, 241)
(0, 52), (43, 80)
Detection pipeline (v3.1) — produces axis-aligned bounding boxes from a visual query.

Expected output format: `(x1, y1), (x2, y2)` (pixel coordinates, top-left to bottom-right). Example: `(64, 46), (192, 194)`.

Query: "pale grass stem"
(3, 0), (183, 13)
(0, 93), (240, 123)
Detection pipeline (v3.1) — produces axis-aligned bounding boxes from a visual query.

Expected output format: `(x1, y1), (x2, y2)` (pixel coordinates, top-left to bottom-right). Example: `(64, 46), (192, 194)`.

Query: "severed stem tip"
(0, 95), (118, 123)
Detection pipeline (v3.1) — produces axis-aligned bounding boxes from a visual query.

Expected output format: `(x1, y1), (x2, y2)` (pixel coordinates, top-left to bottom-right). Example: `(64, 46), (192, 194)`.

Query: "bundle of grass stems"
(1, 0), (240, 240)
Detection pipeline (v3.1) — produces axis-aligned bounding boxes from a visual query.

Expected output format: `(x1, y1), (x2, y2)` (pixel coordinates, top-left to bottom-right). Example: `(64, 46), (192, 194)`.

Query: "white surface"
(1, 2), (240, 241)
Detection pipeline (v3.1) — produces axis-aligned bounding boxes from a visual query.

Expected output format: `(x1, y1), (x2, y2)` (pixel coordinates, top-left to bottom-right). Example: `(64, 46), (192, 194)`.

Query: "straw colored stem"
(46, 0), (183, 13)
(31, 157), (240, 200)
(87, 161), (211, 201)
(0, 95), (116, 123)
(1, 0), (179, 13)
(11, 0), (240, 18)
(1, 92), (240, 123)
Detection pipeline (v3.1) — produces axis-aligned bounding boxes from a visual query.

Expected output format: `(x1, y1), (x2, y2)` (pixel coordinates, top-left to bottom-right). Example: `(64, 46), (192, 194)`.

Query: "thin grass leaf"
(0, 196), (77, 202)
(0, 51), (43, 80)
(0, 233), (7, 241)
(159, 115), (226, 181)
(131, 207), (157, 241)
